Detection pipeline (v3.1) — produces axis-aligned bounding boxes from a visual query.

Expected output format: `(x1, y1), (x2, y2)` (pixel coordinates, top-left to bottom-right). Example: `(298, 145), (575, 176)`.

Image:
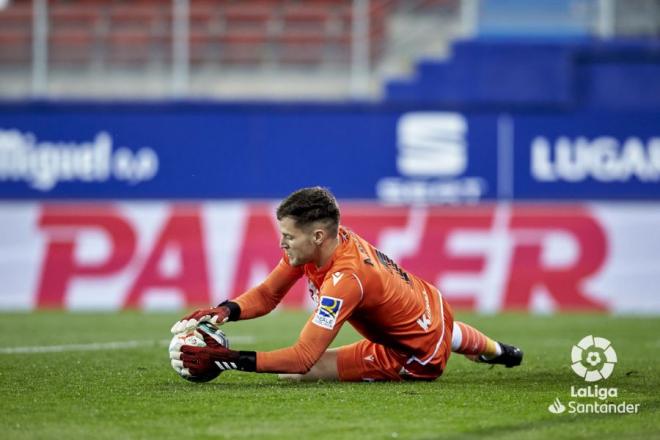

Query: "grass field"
(1, 311), (658, 439)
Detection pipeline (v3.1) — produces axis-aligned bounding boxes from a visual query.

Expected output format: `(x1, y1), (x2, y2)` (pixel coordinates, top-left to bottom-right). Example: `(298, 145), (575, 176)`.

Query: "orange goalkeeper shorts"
(337, 299), (454, 382)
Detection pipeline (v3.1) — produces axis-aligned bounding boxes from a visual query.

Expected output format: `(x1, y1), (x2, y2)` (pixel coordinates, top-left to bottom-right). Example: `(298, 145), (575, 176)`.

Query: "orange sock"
(452, 321), (501, 360)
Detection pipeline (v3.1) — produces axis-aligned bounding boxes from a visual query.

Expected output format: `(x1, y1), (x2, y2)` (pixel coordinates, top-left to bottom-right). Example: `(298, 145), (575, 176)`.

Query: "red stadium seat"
(107, 29), (154, 65)
(49, 5), (102, 35)
(189, 31), (217, 64)
(0, 30), (31, 65)
(108, 5), (167, 32)
(104, 4), (168, 66)
(0, 3), (32, 32)
(276, 31), (327, 65)
(303, 0), (350, 8)
(221, 5), (273, 32)
(52, 0), (110, 5)
(281, 6), (333, 33)
(221, 0), (285, 8)
(217, 30), (269, 65)
(1, 4), (44, 65)
(189, 0), (232, 10)
(49, 28), (95, 65)
(188, 5), (222, 34)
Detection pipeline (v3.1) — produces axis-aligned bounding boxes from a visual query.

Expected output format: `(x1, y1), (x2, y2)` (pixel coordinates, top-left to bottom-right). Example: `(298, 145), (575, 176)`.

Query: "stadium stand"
(0, 2), (32, 65)
(0, 0), (467, 97)
(0, 0), (397, 68)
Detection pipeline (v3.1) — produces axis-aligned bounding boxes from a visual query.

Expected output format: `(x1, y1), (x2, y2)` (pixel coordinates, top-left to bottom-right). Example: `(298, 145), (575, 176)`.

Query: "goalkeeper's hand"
(177, 344), (257, 375)
(170, 301), (240, 334)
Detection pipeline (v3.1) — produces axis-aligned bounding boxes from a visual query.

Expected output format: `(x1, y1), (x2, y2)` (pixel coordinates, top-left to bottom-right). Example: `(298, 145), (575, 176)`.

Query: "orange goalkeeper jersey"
(233, 226), (452, 374)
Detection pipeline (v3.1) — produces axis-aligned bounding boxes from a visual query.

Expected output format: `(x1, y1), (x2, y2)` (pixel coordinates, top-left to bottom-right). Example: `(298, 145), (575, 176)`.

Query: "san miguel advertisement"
(1, 202), (658, 313)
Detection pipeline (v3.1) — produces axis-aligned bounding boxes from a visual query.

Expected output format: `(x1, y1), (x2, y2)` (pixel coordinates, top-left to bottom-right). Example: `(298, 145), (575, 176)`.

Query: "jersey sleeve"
(256, 270), (364, 374)
(232, 254), (303, 320)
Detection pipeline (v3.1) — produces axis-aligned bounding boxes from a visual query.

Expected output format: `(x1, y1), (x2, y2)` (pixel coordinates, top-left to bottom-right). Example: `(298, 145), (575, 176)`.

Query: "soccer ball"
(169, 322), (229, 383)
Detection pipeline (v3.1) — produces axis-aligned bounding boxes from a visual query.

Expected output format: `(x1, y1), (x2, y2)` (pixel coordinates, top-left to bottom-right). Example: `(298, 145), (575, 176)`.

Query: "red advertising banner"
(1, 202), (658, 313)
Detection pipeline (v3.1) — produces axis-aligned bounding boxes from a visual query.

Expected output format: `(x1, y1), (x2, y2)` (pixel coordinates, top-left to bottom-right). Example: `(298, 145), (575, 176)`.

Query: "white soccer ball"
(169, 322), (229, 383)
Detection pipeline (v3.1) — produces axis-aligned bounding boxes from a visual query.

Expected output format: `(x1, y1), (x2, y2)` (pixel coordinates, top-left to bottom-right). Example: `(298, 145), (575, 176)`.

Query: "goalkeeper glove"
(179, 344), (256, 375)
(170, 300), (240, 334)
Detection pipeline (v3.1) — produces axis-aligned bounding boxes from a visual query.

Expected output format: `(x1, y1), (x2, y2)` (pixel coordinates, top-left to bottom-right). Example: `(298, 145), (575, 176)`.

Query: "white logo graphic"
(396, 112), (467, 177)
(215, 361), (237, 371)
(332, 272), (343, 286)
(416, 313), (431, 331)
(376, 112), (486, 204)
(0, 129), (159, 191)
(531, 136), (660, 183)
(571, 335), (617, 382)
(548, 398), (566, 414)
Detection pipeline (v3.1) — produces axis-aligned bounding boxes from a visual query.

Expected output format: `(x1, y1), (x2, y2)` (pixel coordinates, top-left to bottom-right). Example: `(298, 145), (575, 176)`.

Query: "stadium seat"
(49, 29), (95, 65)
(49, 5), (102, 30)
(217, 31), (269, 65)
(107, 29), (155, 65)
(0, 2), (32, 65)
(104, 4), (168, 66)
(221, 5), (274, 32)
(0, 3), (32, 32)
(55, 0), (111, 5)
(188, 5), (222, 34)
(304, 0), (349, 8)
(281, 6), (333, 33)
(47, 5), (100, 66)
(0, 30), (31, 65)
(276, 31), (327, 65)
(108, 5), (167, 32)
(221, 0), (285, 8)
(189, 31), (217, 65)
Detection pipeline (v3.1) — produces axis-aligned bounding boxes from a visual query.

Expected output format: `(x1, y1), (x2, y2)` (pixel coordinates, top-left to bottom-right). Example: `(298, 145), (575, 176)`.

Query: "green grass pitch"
(1, 311), (658, 439)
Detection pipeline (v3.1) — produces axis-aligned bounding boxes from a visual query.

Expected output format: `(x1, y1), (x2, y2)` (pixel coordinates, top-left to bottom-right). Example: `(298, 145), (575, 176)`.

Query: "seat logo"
(396, 112), (467, 177)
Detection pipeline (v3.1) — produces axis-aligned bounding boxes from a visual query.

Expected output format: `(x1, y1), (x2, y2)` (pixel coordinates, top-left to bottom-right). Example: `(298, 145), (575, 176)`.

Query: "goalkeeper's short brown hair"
(276, 187), (340, 236)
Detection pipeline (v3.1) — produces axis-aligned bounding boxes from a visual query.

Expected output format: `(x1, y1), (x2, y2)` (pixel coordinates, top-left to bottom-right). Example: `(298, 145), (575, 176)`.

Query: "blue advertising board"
(512, 111), (660, 200)
(0, 103), (499, 202)
(0, 102), (658, 201)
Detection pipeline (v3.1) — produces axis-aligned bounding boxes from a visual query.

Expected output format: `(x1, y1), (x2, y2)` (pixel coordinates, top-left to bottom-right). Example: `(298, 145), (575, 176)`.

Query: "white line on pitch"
(0, 335), (256, 354)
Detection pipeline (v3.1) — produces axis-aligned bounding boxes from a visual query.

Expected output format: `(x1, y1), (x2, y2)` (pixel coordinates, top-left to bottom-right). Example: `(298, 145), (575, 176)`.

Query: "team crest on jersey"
(307, 280), (319, 305)
(312, 296), (343, 330)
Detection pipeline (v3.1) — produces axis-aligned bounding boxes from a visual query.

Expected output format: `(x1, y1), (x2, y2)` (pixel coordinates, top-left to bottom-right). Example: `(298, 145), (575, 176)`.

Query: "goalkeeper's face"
(278, 216), (320, 266)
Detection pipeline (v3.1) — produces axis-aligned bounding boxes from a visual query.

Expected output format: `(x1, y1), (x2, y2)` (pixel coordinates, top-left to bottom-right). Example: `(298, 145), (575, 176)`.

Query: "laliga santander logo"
(571, 335), (617, 382)
(549, 335), (640, 415)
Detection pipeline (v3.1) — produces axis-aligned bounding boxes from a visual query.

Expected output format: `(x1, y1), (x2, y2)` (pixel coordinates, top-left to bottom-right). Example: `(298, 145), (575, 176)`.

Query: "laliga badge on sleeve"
(312, 296), (343, 330)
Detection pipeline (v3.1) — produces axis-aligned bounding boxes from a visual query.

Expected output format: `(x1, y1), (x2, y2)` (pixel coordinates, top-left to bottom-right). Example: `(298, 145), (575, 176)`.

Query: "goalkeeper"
(171, 187), (522, 381)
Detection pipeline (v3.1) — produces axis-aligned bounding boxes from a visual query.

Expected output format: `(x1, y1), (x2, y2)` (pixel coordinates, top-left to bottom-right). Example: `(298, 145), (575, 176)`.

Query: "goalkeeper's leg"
(451, 321), (523, 368)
